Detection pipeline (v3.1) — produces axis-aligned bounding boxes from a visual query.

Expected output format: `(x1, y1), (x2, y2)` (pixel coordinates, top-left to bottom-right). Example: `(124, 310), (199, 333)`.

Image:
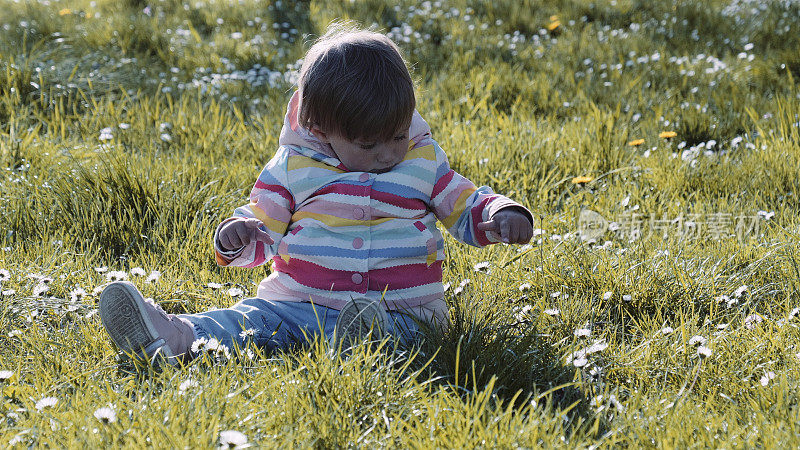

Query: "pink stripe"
(471, 196), (495, 246)
(313, 183), (369, 197)
(369, 261), (442, 291)
(371, 189), (427, 211)
(431, 170), (454, 199)
(244, 241), (267, 268)
(290, 225), (303, 235)
(253, 181), (293, 205)
(413, 221), (426, 232)
(272, 257), (362, 291)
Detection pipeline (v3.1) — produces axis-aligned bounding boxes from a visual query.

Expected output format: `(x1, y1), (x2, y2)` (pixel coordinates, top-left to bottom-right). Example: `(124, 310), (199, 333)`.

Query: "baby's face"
(316, 128), (411, 174)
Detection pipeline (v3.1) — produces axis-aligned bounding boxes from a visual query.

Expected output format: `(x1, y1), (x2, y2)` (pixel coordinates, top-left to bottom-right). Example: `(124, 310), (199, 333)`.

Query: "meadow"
(1, 0), (800, 447)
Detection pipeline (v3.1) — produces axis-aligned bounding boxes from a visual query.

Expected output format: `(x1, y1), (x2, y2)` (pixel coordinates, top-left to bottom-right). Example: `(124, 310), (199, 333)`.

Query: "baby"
(99, 25), (534, 364)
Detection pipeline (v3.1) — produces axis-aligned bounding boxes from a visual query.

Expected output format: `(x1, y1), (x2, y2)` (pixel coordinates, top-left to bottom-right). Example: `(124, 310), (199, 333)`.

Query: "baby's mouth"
(372, 167), (393, 174)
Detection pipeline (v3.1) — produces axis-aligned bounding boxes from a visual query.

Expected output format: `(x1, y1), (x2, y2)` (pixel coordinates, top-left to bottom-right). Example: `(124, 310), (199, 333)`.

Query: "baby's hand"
(218, 218), (274, 252)
(477, 208), (533, 244)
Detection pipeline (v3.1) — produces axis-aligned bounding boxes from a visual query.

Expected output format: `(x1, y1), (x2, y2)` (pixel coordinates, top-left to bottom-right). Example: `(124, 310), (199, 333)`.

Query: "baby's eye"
(393, 134), (407, 141)
(359, 143), (376, 150)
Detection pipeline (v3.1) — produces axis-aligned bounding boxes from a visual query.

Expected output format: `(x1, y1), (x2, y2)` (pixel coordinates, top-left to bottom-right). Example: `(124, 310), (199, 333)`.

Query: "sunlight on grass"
(1, 0), (800, 447)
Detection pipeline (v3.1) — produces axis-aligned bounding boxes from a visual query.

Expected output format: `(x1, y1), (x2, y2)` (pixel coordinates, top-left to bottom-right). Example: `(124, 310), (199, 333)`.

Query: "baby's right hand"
(218, 218), (274, 252)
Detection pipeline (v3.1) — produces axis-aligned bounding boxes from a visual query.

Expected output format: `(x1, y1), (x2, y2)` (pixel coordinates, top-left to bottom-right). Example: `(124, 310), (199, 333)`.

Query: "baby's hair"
(297, 22), (415, 142)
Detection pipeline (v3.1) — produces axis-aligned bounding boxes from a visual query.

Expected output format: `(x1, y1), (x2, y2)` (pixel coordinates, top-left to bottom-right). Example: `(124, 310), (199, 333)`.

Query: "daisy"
(543, 308), (560, 316)
(227, 287), (243, 297)
(35, 397), (58, 411)
(0, 370), (13, 381)
(106, 271), (127, 282)
(191, 338), (209, 353)
(574, 328), (591, 337)
(145, 271), (161, 284)
(219, 430), (249, 449)
(659, 326), (674, 335)
(207, 282), (223, 289)
(602, 291), (613, 300)
(473, 261), (490, 273)
(239, 328), (256, 339)
(744, 314), (763, 329)
(688, 335), (707, 346)
(760, 371), (776, 387)
(697, 346), (712, 358)
(69, 287), (87, 302)
(2, 289), (15, 296)
(93, 406), (117, 424)
(32, 283), (50, 297)
(733, 285), (748, 297)
(518, 283), (532, 292)
(179, 378), (199, 392)
(94, 266), (109, 273)
(130, 267), (146, 277)
(0, 269), (10, 281)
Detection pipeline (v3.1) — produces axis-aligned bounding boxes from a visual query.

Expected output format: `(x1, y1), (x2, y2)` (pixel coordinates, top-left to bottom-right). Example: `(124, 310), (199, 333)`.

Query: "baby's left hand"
(477, 208), (533, 244)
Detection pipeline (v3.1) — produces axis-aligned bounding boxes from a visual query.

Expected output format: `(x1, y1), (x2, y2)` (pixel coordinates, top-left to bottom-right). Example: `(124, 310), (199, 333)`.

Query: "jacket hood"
(278, 91), (434, 164)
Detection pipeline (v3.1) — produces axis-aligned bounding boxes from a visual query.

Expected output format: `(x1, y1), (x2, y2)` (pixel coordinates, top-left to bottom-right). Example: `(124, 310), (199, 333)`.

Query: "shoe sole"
(99, 282), (172, 360)
(334, 298), (388, 350)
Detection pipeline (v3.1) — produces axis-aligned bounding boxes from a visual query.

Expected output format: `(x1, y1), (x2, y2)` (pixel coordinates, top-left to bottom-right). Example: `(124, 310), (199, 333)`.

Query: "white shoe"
(332, 298), (388, 350)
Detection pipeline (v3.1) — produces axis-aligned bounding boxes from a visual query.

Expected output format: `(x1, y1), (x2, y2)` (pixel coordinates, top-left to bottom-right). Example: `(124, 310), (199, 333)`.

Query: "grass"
(1, 0), (800, 447)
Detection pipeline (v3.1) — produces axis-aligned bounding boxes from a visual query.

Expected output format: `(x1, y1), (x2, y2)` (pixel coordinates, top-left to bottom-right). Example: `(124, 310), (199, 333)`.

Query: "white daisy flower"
(543, 308), (560, 316)
(179, 378), (199, 392)
(207, 282), (223, 289)
(69, 287), (87, 302)
(622, 294), (632, 301)
(659, 326), (674, 335)
(130, 267), (146, 277)
(733, 285), (748, 298)
(602, 291), (613, 300)
(572, 357), (588, 367)
(2, 289), (15, 296)
(94, 266), (109, 273)
(744, 314), (763, 329)
(239, 329), (256, 339)
(760, 371), (776, 387)
(106, 271), (127, 282)
(473, 261), (490, 273)
(227, 287), (243, 297)
(574, 328), (591, 337)
(118, 123), (130, 129)
(191, 338), (209, 353)
(697, 346), (712, 358)
(0, 370), (13, 381)
(8, 330), (21, 338)
(93, 406), (117, 424)
(688, 335), (707, 346)
(518, 283), (532, 292)
(0, 269), (10, 281)
(218, 430), (248, 449)
(32, 283), (50, 297)
(35, 397), (58, 411)
(145, 271), (161, 284)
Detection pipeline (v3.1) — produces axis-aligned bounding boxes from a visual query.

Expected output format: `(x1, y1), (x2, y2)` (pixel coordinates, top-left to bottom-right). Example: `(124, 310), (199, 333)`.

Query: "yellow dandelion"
(58, 8), (72, 15)
(571, 176), (593, 184)
(659, 131), (677, 139)
(628, 138), (645, 147)
(546, 20), (561, 31)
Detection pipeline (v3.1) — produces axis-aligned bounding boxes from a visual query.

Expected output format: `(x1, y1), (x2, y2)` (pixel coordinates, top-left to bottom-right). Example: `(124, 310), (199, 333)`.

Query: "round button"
(351, 273), (363, 284)
(359, 173), (370, 182)
(353, 207), (365, 220)
(352, 237), (363, 249)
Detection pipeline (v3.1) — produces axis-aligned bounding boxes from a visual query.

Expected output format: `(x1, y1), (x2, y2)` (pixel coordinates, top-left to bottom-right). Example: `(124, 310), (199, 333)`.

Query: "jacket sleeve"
(429, 141), (532, 247)
(214, 149), (294, 267)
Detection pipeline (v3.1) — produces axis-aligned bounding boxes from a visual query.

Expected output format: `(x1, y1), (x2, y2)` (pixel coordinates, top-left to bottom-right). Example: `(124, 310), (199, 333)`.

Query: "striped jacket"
(214, 92), (531, 319)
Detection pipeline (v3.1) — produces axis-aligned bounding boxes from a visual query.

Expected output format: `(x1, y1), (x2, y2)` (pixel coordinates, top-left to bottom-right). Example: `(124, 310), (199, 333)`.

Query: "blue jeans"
(178, 298), (424, 354)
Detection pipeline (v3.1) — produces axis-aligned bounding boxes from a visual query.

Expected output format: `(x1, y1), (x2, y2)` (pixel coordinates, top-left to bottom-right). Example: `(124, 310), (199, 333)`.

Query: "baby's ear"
(309, 126), (331, 143)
